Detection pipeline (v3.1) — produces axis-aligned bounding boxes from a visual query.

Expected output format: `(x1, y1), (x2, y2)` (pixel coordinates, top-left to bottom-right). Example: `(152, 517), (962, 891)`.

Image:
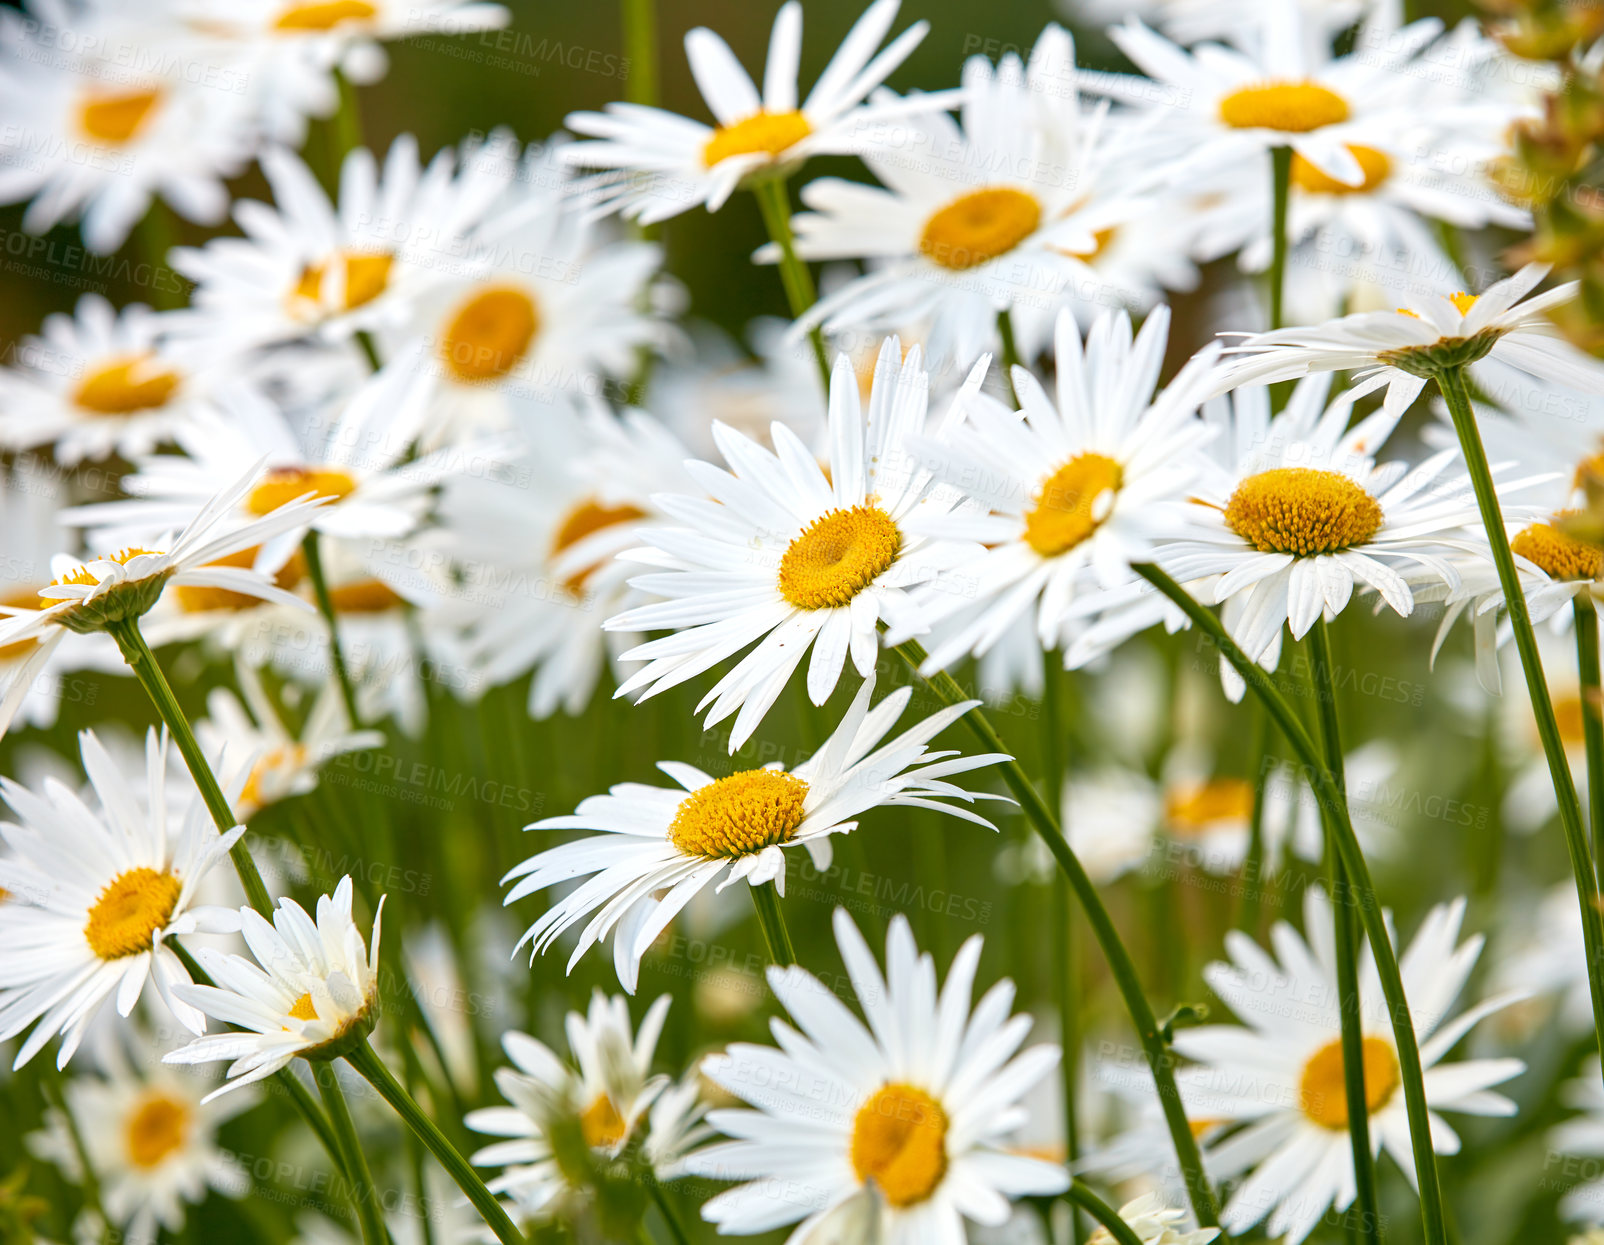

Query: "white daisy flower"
(1075, 0), (1372, 49)
(0, 463), (326, 740)
(503, 671), (1008, 993)
(0, 295), (215, 466)
(1215, 263), (1604, 419)
(1489, 882), (1591, 1038)
(1060, 765), (1163, 885)
(900, 306), (1221, 673)
(690, 908), (1069, 1241)
(1087, 1194), (1219, 1245)
(1174, 886), (1526, 1245)
(1552, 1059), (1604, 1226)
(0, 728), (246, 1069)
(28, 1038), (252, 1243)
(163, 875), (384, 1099)
(607, 339), (980, 748)
(466, 990), (675, 1218)
(561, 0), (933, 223)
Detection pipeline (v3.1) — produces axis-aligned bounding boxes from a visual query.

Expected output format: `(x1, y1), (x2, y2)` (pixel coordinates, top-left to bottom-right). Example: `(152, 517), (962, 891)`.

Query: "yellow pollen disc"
(0, 586), (44, 662)
(552, 499), (648, 596)
(240, 743), (310, 812)
(1511, 515), (1604, 581)
(702, 109), (812, 168)
(1218, 80), (1351, 132)
(49, 547), (161, 594)
(124, 1092), (191, 1169)
(1556, 694), (1588, 747)
(850, 1083), (949, 1207)
(328, 578), (406, 613)
(579, 1093), (628, 1149)
(287, 992), (319, 1022)
(73, 354), (182, 415)
(668, 769), (809, 860)
(1023, 453), (1124, 558)
(78, 88), (162, 144)
(1291, 144), (1392, 195)
(778, 504), (901, 610)
(1224, 468), (1383, 557)
(1449, 291), (1479, 315)
(84, 867), (182, 960)
(175, 546), (306, 613)
(919, 187), (1043, 272)
(246, 465), (359, 516)
(292, 251), (394, 313)
(1165, 777), (1254, 835)
(439, 284), (541, 383)
(274, 0), (377, 30)
(1299, 1036), (1401, 1129)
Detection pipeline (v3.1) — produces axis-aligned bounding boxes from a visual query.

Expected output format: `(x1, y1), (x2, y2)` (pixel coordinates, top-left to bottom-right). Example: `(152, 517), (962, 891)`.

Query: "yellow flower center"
(291, 251), (394, 314)
(274, 0), (377, 30)
(175, 546), (306, 613)
(1022, 453), (1124, 558)
(439, 284), (541, 383)
(1511, 515), (1604, 581)
(1299, 1036), (1401, 1129)
(73, 354), (182, 416)
(240, 743), (310, 813)
(552, 498), (648, 596)
(288, 992), (319, 1022)
(1165, 777), (1254, 835)
(778, 504), (901, 610)
(1556, 693), (1588, 747)
(125, 1092), (191, 1169)
(1224, 468), (1384, 557)
(918, 187), (1043, 272)
(1219, 80), (1351, 132)
(329, 578), (406, 613)
(78, 88), (162, 144)
(668, 769), (809, 859)
(702, 110), (813, 168)
(246, 465), (359, 516)
(1061, 226), (1118, 264)
(850, 1083), (948, 1207)
(579, 1093), (628, 1149)
(1291, 144), (1392, 195)
(49, 547), (162, 594)
(1449, 292), (1478, 315)
(84, 867), (182, 960)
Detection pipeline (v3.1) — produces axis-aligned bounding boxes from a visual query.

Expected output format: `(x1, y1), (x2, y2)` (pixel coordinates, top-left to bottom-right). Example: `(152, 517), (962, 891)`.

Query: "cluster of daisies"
(0, 0), (1602, 1242)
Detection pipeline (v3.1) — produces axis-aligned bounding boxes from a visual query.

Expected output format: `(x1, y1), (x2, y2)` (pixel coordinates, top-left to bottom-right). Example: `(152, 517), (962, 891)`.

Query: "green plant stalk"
(997, 309), (1023, 407)
(1066, 1181), (1146, 1245)
(314, 1059), (388, 1245)
(1574, 595), (1604, 892)
(749, 879), (797, 967)
(1438, 365), (1604, 1073)
(892, 639), (1223, 1233)
(1307, 619), (1381, 1245)
(40, 1063), (108, 1241)
(621, 0), (658, 107)
(751, 176), (831, 387)
(1133, 563), (1447, 1245)
(647, 1180), (692, 1245)
(1269, 145), (1292, 331)
(135, 200), (182, 312)
(347, 1041), (527, 1245)
(107, 618), (274, 916)
(333, 66), (365, 164)
(302, 530), (365, 730)
(1236, 704), (1271, 936)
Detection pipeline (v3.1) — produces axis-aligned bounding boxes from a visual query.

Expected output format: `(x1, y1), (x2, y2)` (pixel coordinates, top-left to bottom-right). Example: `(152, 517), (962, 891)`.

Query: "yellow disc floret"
(1511, 515), (1604, 581)
(668, 769), (809, 859)
(703, 110), (813, 168)
(778, 504), (901, 609)
(79, 89), (161, 144)
(125, 1092), (191, 1169)
(1218, 81), (1351, 132)
(851, 1083), (949, 1207)
(919, 187), (1042, 272)
(84, 867), (182, 960)
(1291, 144), (1392, 195)
(274, 0), (377, 30)
(580, 1094), (628, 1149)
(246, 466), (359, 516)
(1299, 1036), (1401, 1129)
(73, 354), (182, 415)
(439, 285), (540, 383)
(1023, 453), (1124, 557)
(1224, 468), (1384, 557)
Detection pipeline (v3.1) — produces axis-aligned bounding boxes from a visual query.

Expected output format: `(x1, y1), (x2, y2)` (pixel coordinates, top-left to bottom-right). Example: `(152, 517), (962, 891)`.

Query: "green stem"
(107, 619), (273, 916)
(646, 1180), (692, 1245)
(1042, 661), (1081, 1245)
(621, 0), (658, 107)
(1066, 1182), (1145, 1245)
(1438, 365), (1604, 1076)
(135, 200), (183, 311)
(893, 640), (1223, 1234)
(1133, 563), (1447, 1245)
(1306, 619), (1381, 1245)
(997, 309), (1022, 407)
(314, 1060), (388, 1245)
(332, 66), (364, 165)
(751, 175), (830, 388)
(1236, 704), (1270, 936)
(345, 1040), (527, 1245)
(302, 530), (365, 730)
(1574, 595), (1604, 893)
(1269, 145), (1292, 331)
(749, 880), (796, 967)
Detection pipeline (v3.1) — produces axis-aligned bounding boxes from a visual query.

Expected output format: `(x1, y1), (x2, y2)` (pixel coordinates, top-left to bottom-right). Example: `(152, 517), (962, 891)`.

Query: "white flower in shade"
(0, 728), (245, 1069)
(163, 876), (384, 1099)
(561, 0), (933, 223)
(1087, 1194), (1218, 1245)
(1215, 264), (1604, 419)
(28, 1039), (252, 1243)
(1259, 740), (1400, 867)
(1076, 0), (1371, 48)
(1490, 882), (1591, 1037)
(0, 296), (215, 466)
(1551, 1059), (1604, 1227)
(503, 672), (1007, 993)
(899, 306), (1221, 673)
(0, 464), (325, 740)
(466, 991), (676, 1217)
(690, 909), (1068, 1241)
(1157, 376), (1478, 697)
(1060, 766), (1163, 884)
(791, 26), (1153, 367)
(607, 340), (979, 749)
(1175, 887), (1526, 1245)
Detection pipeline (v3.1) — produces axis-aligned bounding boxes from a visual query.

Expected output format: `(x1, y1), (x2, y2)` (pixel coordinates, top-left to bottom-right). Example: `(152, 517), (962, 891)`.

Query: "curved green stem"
(621, 0), (658, 107)
(1268, 145), (1292, 331)
(1573, 595), (1604, 892)
(751, 175), (830, 388)
(1065, 1181), (1144, 1245)
(107, 618), (273, 916)
(1438, 365), (1604, 1075)
(1236, 704), (1271, 936)
(1133, 563), (1446, 1245)
(1042, 662), (1082, 1245)
(997, 310), (1022, 407)
(892, 640), (1223, 1234)
(302, 530), (365, 731)
(1306, 619), (1381, 1245)
(345, 1040), (527, 1245)
(314, 1060), (388, 1245)
(750, 880), (796, 967)
(646, 1179), (692, 1245)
